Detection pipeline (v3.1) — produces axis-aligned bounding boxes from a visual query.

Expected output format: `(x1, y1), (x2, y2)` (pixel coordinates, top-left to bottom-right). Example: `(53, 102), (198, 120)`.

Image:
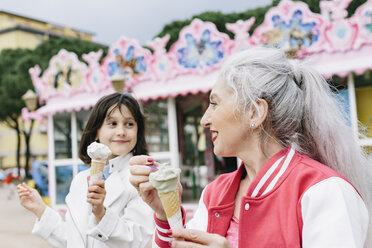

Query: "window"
(76, 110), (91, 153)
(53, 112), (72, 159)
(142, 99), (169, 152)
(177, 94), (206, 202)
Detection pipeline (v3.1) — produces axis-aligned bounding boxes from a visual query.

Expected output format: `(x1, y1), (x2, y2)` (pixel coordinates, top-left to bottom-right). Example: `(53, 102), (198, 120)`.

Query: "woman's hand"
(171, 228), (232, 248)
(87, 177), (106, 222)
(17, 183), (46, 219)
(129, 155), (168, 221)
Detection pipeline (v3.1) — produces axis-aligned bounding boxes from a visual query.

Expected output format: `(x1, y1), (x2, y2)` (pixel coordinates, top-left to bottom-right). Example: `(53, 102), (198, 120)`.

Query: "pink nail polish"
(146, 157), (157, 170)
(147, 164), (158, 170)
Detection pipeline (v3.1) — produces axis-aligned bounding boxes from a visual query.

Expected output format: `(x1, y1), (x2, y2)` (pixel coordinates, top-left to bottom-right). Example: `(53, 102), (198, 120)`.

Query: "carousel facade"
(23, 0), (372, 211)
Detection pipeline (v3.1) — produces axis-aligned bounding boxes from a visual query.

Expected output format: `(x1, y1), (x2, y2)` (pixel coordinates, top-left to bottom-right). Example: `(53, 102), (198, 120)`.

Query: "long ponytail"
(296, 65), (372, 246)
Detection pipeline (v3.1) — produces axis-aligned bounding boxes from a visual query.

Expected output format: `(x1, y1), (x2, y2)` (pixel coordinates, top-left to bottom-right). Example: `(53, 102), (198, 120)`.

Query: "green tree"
(33, 37), (108, 71)
(0, 37), (107, 178)
(0, 49), (37, 177)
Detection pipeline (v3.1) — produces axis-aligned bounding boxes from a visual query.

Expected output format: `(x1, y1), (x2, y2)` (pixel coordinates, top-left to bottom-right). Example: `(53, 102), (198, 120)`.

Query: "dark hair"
(79, 93), (148, 164)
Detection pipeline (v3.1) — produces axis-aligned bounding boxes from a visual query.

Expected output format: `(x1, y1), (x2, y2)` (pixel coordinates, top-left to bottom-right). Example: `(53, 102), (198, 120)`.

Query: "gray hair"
(220, 47), (372, 245)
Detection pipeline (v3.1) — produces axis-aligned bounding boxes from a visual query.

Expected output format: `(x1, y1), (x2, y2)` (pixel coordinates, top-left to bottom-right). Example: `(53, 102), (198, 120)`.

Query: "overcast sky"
(0, 0), (272, 46)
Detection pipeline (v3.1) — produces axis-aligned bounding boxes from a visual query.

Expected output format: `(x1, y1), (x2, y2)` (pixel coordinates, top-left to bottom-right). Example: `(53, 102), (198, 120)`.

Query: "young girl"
(17, 93), (154, 248)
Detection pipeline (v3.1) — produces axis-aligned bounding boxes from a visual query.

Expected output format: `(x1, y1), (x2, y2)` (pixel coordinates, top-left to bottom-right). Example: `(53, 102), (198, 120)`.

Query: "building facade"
(24, 0), (372, 210)
(0, 10), (95, 169)
(0, 10), (94, 50)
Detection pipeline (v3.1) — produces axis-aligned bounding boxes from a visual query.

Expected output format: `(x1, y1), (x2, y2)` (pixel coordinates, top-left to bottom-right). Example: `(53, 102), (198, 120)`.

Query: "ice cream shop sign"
(23, 0), (372, 208)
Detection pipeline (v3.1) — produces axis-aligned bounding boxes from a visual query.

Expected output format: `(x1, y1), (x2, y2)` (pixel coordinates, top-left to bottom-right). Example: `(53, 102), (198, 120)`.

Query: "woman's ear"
(249, 99), (268, 128)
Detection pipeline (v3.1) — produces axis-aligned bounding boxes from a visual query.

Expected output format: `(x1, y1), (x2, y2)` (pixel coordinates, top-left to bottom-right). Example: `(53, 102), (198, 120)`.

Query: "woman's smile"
(211, 130), (218, 142)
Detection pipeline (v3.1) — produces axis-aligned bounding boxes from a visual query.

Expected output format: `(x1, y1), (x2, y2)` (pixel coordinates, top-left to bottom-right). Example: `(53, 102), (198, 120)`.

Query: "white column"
(71, 111), (78, 176)
(167, 97), (180, 167)
(347, 73), (358, 139)
(47, 114), (56, 207)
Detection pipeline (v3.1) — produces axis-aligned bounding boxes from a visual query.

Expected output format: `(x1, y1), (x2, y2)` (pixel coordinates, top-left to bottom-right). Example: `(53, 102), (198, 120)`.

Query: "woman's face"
(96, 104), (138, 157)
(200, 79), (250, 157)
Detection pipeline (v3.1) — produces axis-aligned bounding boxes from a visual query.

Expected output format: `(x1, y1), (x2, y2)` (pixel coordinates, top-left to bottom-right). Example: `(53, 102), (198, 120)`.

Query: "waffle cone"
(159, 188), (180, 218)
(90, 160), (105, 175)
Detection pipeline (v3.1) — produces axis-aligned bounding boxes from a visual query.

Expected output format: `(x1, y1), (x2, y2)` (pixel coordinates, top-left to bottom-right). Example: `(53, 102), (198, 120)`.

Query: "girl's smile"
(96, 104), (138, 157)
(112, 139), (129, 143)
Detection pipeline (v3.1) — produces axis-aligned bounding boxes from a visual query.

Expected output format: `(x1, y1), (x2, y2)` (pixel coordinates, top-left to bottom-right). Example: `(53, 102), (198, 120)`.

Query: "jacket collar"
(216, 147), (296, 206)
(246, 147), (295, 198)
(108, 153), (132, 174)
(207, 147), (297, 237)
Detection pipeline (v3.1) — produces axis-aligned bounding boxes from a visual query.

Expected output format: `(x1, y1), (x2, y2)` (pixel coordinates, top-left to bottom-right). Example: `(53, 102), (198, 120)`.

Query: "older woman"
(129, 47), (371, 248)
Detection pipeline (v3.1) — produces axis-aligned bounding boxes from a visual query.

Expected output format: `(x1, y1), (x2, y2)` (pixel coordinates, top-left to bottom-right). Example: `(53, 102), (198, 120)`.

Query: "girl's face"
(96, 104), (138, 158)
(200, 78), (251, 157)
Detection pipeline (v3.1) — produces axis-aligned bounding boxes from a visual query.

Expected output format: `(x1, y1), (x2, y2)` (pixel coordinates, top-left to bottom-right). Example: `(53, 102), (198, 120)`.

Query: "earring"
(250, 123), (255, 128)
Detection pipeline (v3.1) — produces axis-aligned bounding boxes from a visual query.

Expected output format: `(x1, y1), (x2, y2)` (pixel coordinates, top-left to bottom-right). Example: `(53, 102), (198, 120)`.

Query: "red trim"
(154, 207), (187, 248)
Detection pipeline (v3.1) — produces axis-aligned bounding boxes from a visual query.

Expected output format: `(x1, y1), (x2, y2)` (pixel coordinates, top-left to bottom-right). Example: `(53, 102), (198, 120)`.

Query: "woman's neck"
(239, 140), (284, 182)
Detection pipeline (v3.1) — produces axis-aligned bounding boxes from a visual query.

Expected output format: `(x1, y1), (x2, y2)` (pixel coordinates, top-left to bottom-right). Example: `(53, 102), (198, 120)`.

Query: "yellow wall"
(0, 30), (43, 50)
(0, 11), (93, 52)
(0, 119), (48, 169)
(356, 85), (372, 138)
(0, 15), (13, 29)
(0, 11), (93, 171)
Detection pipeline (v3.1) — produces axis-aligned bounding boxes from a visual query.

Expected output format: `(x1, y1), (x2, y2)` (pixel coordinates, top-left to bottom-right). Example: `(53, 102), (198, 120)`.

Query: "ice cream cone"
(159, 187), (183, 230)
(90, 159), (106, 183)
(149, 163), (183, 230)
(159, 188), (180, 217)
(87, 142), (112, 184)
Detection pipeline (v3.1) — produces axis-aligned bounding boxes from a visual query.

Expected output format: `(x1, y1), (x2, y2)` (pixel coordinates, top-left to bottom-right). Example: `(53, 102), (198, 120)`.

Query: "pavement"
(0, 183), (197, 248)
(0, 184), (52, 248)
(0, 184), (153, 248)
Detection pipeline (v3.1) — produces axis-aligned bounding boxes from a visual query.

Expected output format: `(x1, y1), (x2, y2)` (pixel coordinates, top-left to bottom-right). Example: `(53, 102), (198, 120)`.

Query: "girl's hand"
(17, 182), (46, 219)
(87, 177), (106, 222)
(171, 228), (232, 248)
(129, 155), (168, 221)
